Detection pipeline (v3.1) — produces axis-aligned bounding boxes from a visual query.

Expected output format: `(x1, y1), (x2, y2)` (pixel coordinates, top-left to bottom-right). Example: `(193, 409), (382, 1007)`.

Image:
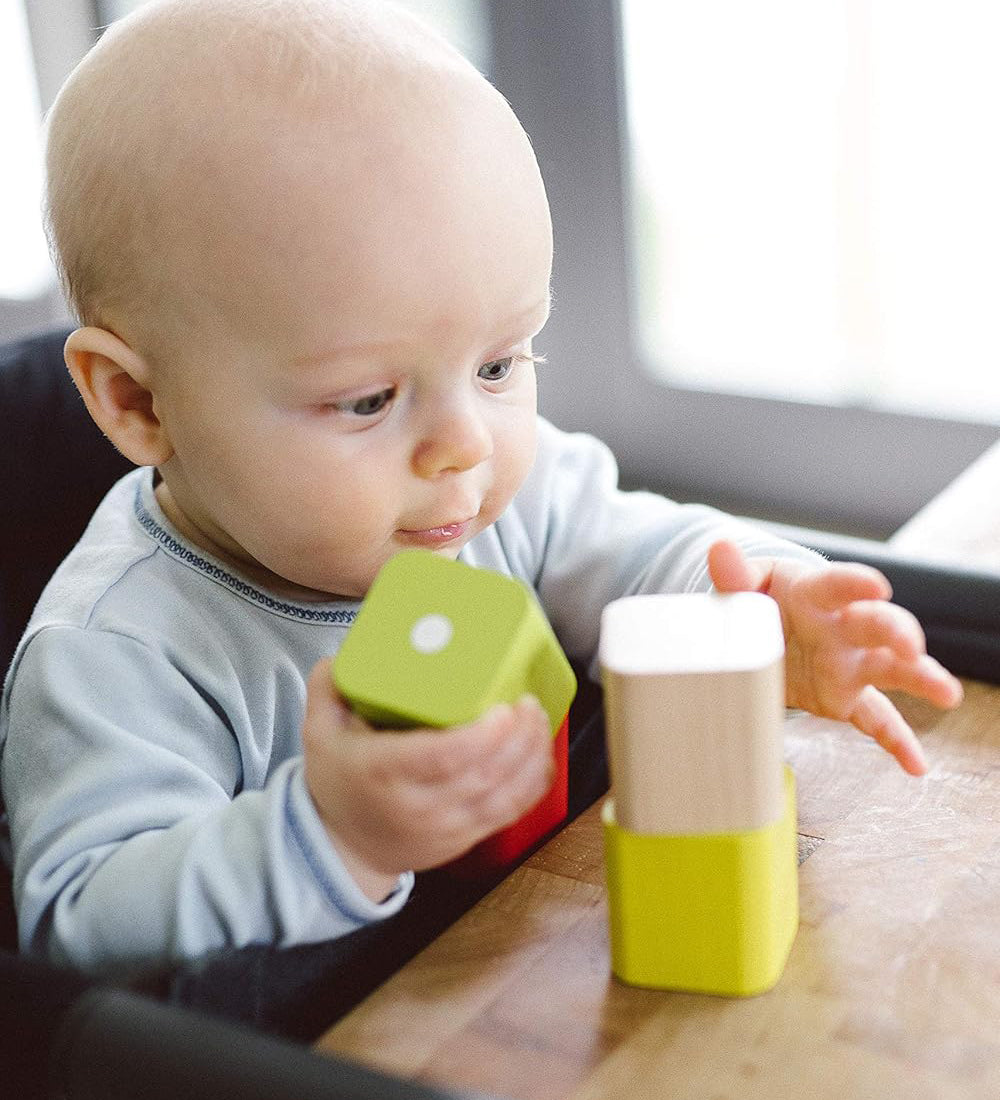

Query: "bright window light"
(0, 0), (54, 300)
(622, 1), (1000, 424)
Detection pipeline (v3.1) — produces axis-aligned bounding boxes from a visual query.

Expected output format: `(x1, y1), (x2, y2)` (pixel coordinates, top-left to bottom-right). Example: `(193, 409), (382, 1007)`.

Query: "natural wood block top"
(318, 683), (1000, 1098)
(600, 594), (786, 833)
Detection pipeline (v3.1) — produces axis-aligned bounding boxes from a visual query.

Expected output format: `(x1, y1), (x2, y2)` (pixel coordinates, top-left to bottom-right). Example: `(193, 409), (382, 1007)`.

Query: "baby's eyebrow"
(291, 295), (552, 370)
(291, 339), (401, 370)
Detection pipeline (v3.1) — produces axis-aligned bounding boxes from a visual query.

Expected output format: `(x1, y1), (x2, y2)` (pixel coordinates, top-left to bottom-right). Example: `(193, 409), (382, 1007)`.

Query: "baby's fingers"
(858, 648), (964, 710)
(840, 601), (925, 658)
(392, 696), (549, 788)
(707, 540), (772, 593)
(455, 697), (554, 822)
(848, 686), (928, 776)
(404, 697), (554, 839)
(467, 723), (555, 831)
(798, 562), (891, 611)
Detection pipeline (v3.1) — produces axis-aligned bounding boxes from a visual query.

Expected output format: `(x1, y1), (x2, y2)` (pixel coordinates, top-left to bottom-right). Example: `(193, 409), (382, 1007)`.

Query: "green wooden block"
(332, 549), (576, 733)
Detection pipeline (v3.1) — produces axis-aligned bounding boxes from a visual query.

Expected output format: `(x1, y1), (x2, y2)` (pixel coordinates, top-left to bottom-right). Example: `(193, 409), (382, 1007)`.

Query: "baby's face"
(152, 74), (552, 601)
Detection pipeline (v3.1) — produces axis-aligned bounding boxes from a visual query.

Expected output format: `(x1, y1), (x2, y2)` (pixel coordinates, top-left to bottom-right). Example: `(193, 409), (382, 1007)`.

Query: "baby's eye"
(477, 357), (515, 383)
(334, 387), (395, 416)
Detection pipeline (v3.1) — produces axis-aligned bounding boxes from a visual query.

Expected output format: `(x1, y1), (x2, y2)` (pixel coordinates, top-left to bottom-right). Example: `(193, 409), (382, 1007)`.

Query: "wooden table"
(318, 446), (1000, 1099)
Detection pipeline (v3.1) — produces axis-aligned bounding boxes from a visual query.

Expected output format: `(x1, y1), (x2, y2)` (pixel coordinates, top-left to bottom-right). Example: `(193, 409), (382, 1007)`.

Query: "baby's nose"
(411, 401), (493, 479)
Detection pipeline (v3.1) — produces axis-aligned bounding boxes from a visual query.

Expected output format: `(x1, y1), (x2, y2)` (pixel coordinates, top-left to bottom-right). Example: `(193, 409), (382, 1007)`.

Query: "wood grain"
(603, 661), (785, 834)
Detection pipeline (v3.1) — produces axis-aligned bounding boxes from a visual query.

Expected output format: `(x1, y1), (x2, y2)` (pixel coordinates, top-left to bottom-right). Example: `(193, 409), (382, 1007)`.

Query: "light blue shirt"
(0, 417), (819, 974)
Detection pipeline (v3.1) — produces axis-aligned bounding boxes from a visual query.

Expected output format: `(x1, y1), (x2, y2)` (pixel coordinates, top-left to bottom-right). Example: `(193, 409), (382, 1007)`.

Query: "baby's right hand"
(301, 660), (555, 901)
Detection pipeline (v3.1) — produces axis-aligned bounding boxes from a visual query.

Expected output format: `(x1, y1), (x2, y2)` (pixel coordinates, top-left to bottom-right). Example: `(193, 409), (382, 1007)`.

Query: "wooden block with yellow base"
(599, 592), (798, 995)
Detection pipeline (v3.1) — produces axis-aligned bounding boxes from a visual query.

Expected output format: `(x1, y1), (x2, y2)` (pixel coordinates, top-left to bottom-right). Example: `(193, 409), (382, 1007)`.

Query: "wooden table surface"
(318, 446), (1000, 1100)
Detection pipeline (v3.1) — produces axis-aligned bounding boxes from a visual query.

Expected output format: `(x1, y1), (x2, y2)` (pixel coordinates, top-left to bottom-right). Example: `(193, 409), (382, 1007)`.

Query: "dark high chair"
(0, 327), (134, 679)
(0, 328), (134, 954)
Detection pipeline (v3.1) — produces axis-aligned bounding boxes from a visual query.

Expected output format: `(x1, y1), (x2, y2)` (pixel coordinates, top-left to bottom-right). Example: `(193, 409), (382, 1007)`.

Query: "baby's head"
(46, 0), (552, 600)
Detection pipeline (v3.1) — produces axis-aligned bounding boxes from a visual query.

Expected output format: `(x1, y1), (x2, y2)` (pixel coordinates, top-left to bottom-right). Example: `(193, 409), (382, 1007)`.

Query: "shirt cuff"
(284, 759), (414, 923)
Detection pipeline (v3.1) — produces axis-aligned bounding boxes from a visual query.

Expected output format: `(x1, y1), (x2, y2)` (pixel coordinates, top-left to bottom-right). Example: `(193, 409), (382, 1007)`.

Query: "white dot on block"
(410, 613), (453, 655)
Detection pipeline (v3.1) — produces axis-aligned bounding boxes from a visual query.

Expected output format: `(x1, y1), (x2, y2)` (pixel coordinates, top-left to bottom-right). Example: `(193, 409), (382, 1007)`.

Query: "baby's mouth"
(397, 517), (475, 548)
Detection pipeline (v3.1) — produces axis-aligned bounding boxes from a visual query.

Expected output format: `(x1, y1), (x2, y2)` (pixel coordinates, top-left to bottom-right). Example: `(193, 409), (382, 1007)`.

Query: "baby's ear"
(64, 326), (173, 467)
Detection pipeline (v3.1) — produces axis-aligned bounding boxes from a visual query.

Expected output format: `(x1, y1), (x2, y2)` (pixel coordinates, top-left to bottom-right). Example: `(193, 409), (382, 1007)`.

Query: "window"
(0, 0), (52, 300)
(487, 1), (999, 536)
(621, 0), (1000, 425)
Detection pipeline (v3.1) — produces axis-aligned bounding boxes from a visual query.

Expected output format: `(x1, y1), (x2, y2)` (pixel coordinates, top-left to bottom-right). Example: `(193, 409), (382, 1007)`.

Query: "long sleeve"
(466, 418), (823, 671)
(2, 626), (412, 975)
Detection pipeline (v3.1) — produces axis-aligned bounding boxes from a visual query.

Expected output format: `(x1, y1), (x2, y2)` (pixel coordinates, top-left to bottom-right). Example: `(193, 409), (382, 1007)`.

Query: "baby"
(0, 0), (962, 975)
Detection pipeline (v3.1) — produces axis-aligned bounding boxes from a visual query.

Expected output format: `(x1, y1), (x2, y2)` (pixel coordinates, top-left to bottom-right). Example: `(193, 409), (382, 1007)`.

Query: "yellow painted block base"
(602, 766), (799, 997)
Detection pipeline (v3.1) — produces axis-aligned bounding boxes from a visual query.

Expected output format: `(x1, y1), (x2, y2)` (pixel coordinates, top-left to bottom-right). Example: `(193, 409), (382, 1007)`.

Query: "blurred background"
(6, 0), (1000, 535)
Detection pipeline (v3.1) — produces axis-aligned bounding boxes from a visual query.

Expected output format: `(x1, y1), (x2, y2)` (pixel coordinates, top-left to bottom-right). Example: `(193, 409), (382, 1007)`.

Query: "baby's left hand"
(708, 539), (964, 776)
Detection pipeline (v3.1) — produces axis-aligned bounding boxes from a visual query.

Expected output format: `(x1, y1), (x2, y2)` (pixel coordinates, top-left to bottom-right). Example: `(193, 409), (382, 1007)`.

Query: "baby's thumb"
(707, 539), (760, 593)
(303, 659), (360, 743)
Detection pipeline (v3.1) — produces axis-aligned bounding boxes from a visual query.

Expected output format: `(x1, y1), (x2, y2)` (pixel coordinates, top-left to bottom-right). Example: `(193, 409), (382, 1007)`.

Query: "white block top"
(599, 592), (785, 675)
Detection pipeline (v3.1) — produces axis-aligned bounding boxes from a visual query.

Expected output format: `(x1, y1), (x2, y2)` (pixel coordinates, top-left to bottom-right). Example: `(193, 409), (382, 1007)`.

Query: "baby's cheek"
(498, 417), (537, 497)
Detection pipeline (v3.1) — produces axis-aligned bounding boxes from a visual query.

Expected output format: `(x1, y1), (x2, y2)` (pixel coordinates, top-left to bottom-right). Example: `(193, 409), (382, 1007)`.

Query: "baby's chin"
(284, 523), (488, 601)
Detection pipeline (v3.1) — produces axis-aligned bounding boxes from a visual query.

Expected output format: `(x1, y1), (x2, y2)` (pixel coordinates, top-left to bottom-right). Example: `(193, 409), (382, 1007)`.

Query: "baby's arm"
(487, 421), (961, 775)
(708, 539), (964, 774)
(1, 628), (418, 972)
(300, 662), (553, 901)
(485, 419), (826, 670)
